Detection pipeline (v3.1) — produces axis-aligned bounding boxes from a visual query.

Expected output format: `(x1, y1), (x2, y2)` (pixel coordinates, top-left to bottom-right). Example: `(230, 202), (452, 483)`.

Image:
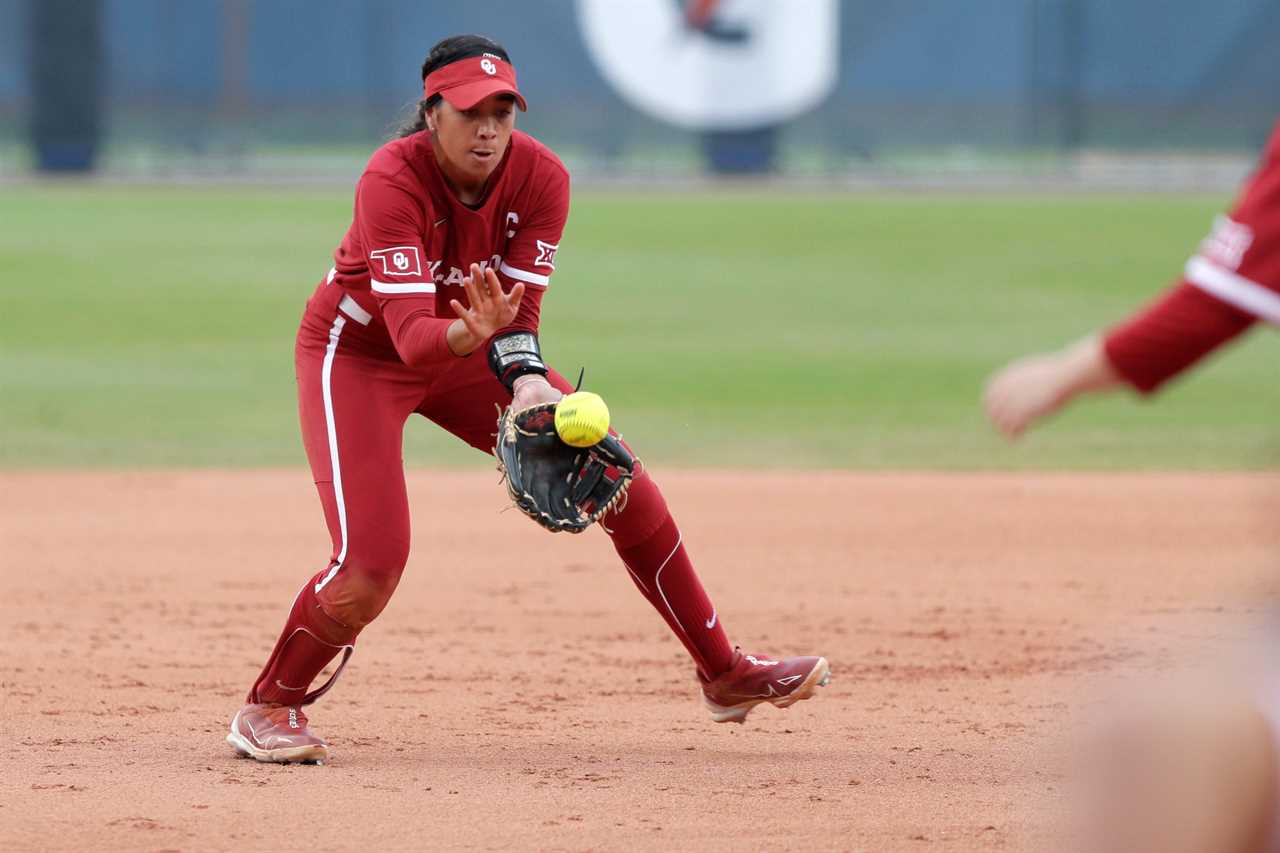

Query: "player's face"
(431, 94), (516, 186)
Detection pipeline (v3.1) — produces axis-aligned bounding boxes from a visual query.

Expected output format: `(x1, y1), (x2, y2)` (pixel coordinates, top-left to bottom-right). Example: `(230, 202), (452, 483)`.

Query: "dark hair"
(395, 34), (513, 138)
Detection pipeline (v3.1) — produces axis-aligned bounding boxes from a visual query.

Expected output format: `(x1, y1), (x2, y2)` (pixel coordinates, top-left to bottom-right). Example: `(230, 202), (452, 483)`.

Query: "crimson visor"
(424, 55), (527, 111)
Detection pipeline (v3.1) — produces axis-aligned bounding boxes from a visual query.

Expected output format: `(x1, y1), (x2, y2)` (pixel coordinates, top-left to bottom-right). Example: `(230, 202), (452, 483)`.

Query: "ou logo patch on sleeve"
(370, 246), (423, 277)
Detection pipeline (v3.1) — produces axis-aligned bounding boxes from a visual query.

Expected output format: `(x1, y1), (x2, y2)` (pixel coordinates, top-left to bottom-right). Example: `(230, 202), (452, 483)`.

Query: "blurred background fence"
(2, 0), (1279, 182)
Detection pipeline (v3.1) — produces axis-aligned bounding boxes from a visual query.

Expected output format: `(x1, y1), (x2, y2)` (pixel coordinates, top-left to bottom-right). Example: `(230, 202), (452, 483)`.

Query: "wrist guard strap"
(488, 331), (548, 392)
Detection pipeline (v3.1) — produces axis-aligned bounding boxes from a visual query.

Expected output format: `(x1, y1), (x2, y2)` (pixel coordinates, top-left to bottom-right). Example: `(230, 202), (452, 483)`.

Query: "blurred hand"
(511, 374), (562, 411)
(983, 352), (1073, 439)
(983, 335), (1121, 440)
(447, 263), (524, 355)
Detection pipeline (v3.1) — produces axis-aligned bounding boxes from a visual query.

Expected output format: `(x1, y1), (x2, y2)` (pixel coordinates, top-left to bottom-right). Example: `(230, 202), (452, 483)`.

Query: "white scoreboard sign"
(577, 0), (840, 131)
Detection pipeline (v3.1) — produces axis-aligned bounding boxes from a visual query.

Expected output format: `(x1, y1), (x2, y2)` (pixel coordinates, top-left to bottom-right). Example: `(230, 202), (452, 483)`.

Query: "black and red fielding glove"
(493, 403), (635, 533)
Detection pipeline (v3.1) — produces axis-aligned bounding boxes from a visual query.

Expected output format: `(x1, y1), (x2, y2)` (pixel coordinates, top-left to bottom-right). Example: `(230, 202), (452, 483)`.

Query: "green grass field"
(2, 184), (1276, 469)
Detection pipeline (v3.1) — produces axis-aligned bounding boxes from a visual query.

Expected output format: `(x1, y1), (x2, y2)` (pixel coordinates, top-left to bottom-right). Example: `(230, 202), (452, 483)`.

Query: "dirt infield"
(5, 470), (1279, 852)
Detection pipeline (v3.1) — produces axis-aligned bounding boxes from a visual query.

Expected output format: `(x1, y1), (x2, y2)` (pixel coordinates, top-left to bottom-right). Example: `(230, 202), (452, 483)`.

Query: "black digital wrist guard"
(488, 331), (549, 392)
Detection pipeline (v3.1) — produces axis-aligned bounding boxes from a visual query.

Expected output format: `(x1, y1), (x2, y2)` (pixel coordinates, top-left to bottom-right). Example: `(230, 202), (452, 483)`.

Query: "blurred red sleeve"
(1102, 281), (1256, 394)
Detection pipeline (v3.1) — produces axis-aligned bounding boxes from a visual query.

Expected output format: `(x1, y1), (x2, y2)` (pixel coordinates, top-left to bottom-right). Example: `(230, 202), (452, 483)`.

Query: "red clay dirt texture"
(4, 470), (1279, 852)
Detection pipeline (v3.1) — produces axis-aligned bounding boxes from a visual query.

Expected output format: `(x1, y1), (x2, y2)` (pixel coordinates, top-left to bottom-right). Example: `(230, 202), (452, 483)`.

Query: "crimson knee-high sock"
(609, 474), (735, 680)
(247, 569), (360, 706)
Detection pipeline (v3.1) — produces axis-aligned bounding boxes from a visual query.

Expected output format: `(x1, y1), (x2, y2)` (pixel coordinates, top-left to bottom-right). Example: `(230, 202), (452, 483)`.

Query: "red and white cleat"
(227, 703), (329, 765)
(700, 649), (831, 724)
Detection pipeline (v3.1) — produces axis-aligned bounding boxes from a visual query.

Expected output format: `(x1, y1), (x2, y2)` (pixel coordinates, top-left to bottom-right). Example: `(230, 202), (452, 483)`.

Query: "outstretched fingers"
(452, 265), (526, 340)
(463, 264), (488, 312)
(482, 265), (503, 300)
(504, 280), (525, 316)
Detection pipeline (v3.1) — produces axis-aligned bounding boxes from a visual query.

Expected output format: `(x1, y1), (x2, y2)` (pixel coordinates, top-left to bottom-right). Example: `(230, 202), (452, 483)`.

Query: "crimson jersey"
(1104, 120), (1280, 392)
(326, 129), (569, 363)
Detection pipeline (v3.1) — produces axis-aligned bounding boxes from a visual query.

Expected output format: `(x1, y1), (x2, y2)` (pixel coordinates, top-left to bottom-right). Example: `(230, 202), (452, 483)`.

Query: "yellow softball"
(554, 392), (610, 448)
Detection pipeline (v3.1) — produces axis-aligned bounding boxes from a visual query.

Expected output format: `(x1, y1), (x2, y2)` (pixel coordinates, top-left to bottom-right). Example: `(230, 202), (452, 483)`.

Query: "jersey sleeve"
(355, 169), (439, 300)
(485, 165), (567, 342)
(1102, 282), (1255, 393)
(1182, 123), (1280, 323)
(497, 166), (569, 295)
(1100, 124), (1280, 393)
(356, 169), (454, 365)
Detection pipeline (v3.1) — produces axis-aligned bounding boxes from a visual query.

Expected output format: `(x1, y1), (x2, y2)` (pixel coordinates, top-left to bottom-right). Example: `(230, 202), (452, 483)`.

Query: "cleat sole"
(226, 730), (328, 765)
(704, 657), (831, 724)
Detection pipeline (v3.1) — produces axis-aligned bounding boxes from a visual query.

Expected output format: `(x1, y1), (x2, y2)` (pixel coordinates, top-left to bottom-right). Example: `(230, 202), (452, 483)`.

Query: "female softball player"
(984, 120), (1280, 437)
(226, 34), (829, 764)
(985, 121), (1280, 851)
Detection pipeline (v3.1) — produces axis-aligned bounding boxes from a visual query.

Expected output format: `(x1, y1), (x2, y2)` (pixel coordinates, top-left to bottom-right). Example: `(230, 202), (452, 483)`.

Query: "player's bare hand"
(451, 263), (524, 344)
(984, 336), (1121, 440)
(511, 374), (563, 411)
(983, 353), (1071, 440)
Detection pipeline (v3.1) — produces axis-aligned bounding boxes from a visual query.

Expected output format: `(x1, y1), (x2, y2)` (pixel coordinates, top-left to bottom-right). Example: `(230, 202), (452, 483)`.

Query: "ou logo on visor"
(576, 0), (838, 131)
(480, 58), (497, 75)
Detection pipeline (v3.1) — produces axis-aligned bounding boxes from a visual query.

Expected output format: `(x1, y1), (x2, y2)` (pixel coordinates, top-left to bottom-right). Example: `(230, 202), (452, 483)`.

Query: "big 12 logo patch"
(534, 240), (558, 269)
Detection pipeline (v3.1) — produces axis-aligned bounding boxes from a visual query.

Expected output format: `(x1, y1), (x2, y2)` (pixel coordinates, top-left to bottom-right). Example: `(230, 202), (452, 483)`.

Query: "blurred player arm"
(1105, 154), (1280, 395)
(986, 143), (1280, 439)
(984, 282), (1257, 439)
(1102, 281), (1257, 392)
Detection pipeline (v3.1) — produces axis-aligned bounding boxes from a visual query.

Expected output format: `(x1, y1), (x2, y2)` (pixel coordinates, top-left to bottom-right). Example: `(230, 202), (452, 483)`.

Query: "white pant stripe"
(624, 564), (651, 594)
(653, 531), (689, 641)
(314, 315), (349, 594)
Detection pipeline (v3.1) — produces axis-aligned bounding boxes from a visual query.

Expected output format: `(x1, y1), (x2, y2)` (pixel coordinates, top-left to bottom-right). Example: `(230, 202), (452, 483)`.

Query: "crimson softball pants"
(247, 287), (732, 705)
